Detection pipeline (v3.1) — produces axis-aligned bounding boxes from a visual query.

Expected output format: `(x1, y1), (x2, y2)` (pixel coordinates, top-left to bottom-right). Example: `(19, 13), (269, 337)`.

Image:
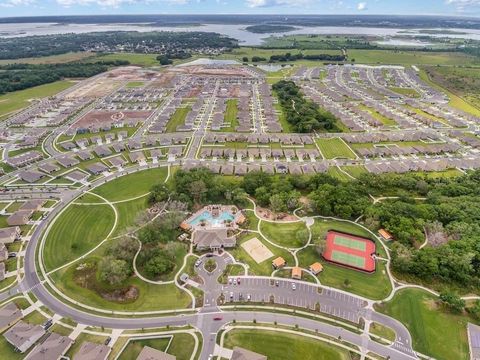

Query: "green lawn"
(327, 167), (352, 182)
(0, 336), (26, 360)
(0, 80), (75, 121)
(91, 167), (168, 202)
(341, 166), (368, 179)
(126, 81), (145, 88)
(297, 245), (391, 300)
(375, 288), (472, 360)
(220, 99), (239, 132)
(113, 197), (148, 236)
(166, 106), (191, 133)
(260, 220), (308, 248)
(369, 322), (396, 343)
(316, 138), (356, 159)
(223, 329), (351, 360)
(43, 204), (116, 271)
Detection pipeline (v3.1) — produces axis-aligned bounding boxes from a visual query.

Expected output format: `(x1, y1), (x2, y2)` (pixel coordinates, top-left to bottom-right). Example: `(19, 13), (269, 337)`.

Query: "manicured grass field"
(375, 288), (472, 360)
(327, 167), (352, 182)
(369, 322), (396, 343)
(297, 245), (391, 300)
(260, 220), (308, 248)
(223, 329), (351, 360)
(221, 99), (239, 132)
(91, 167), (168, 202)
(0, 80), (75, 121)
(125, 81), (145, 88)
(315, 138), (356, 159)
(166, 106), (191, 133)
(341, 165), (368, 179)
(43, 204), (115, 271)
(113, 197), (148, 236)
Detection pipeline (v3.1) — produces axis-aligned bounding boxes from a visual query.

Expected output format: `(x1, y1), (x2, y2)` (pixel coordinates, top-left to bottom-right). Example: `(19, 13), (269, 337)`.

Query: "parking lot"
(222, 276), (365, 324)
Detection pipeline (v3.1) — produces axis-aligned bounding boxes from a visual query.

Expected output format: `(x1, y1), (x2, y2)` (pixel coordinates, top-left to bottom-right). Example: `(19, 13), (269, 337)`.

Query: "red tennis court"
(322, 230), (376, 272)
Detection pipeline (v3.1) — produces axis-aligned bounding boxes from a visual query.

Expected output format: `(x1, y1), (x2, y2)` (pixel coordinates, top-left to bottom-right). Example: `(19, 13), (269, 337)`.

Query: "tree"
(270, 194), (285, 214)
(98, 257), (131, 285)
(242, 56), (249, 62)
(439, 291), (465, 313)
(157, 55), (173, 65)
(144, 253), (175, 277)
(107, 237), (138, 262)
(189, 180), (207, 205)
(148, 184), (170, 205)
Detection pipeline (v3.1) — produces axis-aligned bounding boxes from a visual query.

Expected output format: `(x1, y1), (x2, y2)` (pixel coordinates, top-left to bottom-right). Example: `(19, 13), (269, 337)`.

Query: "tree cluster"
(269, 52), (345, 62)
(0, 31), (238, 60)
(0, 61), (128, 95)
(272, 80), (340, 132)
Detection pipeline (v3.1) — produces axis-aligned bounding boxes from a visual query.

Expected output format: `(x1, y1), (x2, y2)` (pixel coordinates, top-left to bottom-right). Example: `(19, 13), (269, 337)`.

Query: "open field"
(223, 328), (351, 360)
(316, 138), (356, 159)
(219, 98), (239, 132)
(113, 197), (148, 236)
(166, 106), (191, 133)
(91, 167), (168, 201)
(419, 68), (480, 117)
(297, 245), (391, 300)
(0, 80), (75, 121)
(87, 53), (160, 67)
(421, 66), (480, 117)
(260, 220), (308, 248)
(0, 51), (95, 65)
(43, 204), (116, 271)
(375, 288), (473, 360)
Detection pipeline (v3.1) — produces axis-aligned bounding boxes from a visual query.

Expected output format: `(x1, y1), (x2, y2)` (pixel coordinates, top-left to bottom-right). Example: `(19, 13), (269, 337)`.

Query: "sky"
(0, 0), (480, 18)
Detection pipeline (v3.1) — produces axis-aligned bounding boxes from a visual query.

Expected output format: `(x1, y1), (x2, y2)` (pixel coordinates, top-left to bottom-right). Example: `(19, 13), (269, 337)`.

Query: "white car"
(292, 283), (296, 290)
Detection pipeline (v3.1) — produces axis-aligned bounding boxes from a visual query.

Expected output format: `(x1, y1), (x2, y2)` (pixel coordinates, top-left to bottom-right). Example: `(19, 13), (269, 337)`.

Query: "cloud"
(0, 0), (35, 7)
(56, 0), (188, 7)
(245, 0), (310, 8)
(445, 0), (480, 12)
(356, 1), (367, 10)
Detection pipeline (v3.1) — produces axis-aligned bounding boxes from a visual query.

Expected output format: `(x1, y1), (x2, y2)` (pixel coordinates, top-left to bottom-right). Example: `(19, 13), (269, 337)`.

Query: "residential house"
(3, 321), (46, 353)
(73, 341), (110, 360)
(0, 303), (22, 333)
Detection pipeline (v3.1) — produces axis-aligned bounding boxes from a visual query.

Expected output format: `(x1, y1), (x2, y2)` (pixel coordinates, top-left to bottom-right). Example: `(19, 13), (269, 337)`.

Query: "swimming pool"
(188, 210), (235, 227)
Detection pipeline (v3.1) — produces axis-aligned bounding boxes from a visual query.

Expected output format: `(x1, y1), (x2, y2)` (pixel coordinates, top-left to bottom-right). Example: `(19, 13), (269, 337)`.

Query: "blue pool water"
(188, 210), (234, 226)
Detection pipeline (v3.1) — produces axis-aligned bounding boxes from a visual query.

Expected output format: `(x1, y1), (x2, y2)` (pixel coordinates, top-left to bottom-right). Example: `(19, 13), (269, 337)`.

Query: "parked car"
(104, 337), (112, 346)
(43, 319), (53, 330)
(247, 294), (251, 301)
(275, 280), (280, 287)
(213, 316), (223, 321)
(292, 283), (296, 291)
(228, 278), (233, 285)
(195, 259), (202, 267)
(8, 252), (17, 258)
(237, 277), (241, 285)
